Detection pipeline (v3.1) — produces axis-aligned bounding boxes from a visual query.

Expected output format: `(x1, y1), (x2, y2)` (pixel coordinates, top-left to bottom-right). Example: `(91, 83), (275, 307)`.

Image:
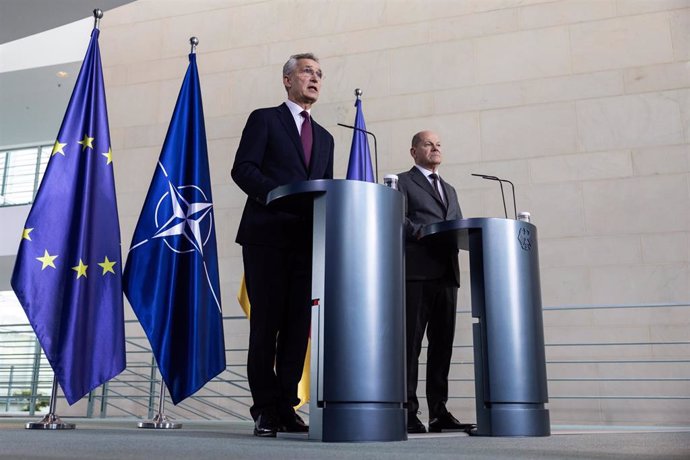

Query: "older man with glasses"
(231, 53), (334, 437)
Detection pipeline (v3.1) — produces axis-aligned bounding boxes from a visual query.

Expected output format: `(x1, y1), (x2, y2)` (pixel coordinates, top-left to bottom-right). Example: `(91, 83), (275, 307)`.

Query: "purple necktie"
(300, 110), (312, 167)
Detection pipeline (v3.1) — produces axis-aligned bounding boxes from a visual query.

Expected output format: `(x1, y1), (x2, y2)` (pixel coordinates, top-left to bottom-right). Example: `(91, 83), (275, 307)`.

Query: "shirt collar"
(414, 164), (439, 179)
(286, 100), (310, 117)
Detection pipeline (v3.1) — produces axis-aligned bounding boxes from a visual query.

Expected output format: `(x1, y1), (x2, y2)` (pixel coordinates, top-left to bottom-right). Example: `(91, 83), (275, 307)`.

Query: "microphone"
(337, 122), (379, 183)
(471, 173), (517, 219)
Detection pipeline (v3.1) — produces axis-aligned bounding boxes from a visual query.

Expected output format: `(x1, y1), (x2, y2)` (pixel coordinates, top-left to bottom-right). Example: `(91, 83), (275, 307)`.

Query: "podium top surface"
(421, 217), (536, 251)
(266, 179), (329, 204)
(266, 179), (396, 204)
(422, 217), (534, 235)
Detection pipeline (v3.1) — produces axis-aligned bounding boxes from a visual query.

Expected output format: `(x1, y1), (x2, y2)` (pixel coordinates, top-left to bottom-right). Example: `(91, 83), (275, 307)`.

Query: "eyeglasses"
(298, 67), (323, 80)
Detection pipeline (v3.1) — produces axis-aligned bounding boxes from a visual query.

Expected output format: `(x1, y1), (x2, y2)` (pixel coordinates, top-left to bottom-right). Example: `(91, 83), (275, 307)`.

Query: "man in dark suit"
(397, 130), (473, 434)
(231, 53), (334, 437)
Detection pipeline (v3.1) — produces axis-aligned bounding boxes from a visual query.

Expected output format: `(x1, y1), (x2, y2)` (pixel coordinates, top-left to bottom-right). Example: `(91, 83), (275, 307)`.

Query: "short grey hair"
(283, 53), (319, 77)
(411, 131), (425, 148)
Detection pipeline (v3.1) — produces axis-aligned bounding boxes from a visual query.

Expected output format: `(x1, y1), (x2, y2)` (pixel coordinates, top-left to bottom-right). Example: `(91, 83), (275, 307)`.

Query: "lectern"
(421, 217), (550, 437)
(267, 179), (407, 442)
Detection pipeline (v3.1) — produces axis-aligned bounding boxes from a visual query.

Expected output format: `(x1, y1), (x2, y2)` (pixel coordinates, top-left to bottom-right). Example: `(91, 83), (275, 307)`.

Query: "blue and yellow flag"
(123, 53), (225, 405)
(345, 97), (374, 182)
(11, 28), (126, 405)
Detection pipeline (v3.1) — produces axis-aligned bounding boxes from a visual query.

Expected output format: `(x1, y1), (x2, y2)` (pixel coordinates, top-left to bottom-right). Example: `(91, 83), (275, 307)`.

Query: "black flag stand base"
(138, 381), (181, 429)
(26, 375), (76, 430)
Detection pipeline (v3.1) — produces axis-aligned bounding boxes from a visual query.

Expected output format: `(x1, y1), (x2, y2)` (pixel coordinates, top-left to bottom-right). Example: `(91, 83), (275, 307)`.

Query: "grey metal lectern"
(267, 179), (407, 442)
(421, 217), (550, 437)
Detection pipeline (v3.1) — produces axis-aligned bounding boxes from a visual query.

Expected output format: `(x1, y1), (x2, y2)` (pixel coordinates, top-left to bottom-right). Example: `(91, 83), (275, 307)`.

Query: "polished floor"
(0, 418), (689, 460)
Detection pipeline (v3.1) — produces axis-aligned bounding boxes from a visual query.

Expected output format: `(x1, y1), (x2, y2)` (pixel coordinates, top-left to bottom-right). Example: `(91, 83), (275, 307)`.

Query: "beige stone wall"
(96, 0), (690, 425)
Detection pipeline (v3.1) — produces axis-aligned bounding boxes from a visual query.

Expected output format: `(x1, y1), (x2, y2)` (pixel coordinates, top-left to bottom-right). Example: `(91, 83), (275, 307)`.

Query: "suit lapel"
(410, 166), (446, 214)
(277, 103), (308, 171)
(438, 176), (453, 218)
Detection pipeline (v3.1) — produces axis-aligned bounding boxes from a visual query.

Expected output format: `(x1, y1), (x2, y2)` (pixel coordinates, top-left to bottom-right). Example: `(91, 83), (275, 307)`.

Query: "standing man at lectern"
(397, 130), (473, 434)
(231, 53), (334, 437)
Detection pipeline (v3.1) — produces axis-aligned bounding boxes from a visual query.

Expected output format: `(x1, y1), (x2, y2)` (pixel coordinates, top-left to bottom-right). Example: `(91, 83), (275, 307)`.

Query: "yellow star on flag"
(78, 134), (94, 151)
(72, 259), (88, 279)
(36, 250), (58, 270)
(22, 228), (33, 241)
(98, 256), (117, 275)
(52, 140), (67, 156)
(102, 147), (113, 165)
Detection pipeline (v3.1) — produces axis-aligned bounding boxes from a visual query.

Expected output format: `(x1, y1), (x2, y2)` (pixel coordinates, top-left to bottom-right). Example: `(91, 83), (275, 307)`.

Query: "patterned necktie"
(429, 173), (446, 208)
(300, 110), (312, 167)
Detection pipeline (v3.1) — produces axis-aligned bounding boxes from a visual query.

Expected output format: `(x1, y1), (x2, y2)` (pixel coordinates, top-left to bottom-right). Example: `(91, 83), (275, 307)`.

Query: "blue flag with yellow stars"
(11, 27), (126, 405)
(345, 97), (375, 182)
(123, 52), (225, 405)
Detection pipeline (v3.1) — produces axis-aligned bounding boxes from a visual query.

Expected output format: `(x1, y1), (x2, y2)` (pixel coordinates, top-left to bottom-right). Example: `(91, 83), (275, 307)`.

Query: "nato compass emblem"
(153, 180), (214, 255)
(518, 227), (532, 251)
(128, 162), (220, 313)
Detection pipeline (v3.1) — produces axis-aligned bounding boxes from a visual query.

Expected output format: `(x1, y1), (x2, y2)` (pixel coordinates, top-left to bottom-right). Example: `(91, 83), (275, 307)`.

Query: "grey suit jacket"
(397, 166), (462, 285)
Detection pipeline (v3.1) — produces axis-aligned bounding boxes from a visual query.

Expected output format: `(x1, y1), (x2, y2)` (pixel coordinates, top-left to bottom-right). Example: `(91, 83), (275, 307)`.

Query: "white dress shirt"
(414, 165), (446, 204)
(285, 99), (311, 135)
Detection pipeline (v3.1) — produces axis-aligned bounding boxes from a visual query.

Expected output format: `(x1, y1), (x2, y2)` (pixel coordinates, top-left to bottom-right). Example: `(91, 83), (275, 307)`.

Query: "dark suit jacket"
(397, 166), (462, 286)
(232, 103), (334, 249)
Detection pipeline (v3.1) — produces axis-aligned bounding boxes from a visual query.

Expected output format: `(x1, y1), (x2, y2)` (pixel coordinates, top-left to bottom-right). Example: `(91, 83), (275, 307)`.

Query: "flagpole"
(93, 8), (103, 30)
(190, 36), (198, 54)
(13, 4), (127, 415)
(354, 89), (379, 183)
(143, 36), (207, 432)
(27, 10), (107, 431)
(137, 380), (182, 429)
(141, 38), (199, 431)
(25, 375), (76, 430)
(340, 88), (379, 182)
(124, 34), (225, 417)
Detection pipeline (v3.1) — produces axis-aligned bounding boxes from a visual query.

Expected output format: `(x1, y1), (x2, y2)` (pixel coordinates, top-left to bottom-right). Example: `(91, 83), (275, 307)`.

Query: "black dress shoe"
(254, 413), (282, 437)
(281, 411), (308, 433)
(407, 413), (427, 434)
(428, 412), (475, 433)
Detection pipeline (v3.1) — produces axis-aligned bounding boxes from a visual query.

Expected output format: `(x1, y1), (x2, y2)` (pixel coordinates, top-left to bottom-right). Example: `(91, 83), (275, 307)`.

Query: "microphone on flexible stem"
(337, 122), (379, 183)
(471, 173), (517, 219)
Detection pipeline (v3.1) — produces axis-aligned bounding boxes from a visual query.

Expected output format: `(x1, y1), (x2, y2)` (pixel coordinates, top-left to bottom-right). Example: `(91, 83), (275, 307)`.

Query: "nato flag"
(11, 28), (126, 405)
(345, 98), (375, 182)
(123, 53), (226, 404)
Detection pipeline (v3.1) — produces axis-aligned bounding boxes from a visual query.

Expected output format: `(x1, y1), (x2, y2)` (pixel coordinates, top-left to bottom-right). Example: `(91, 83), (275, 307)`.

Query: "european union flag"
(123, 52), (225, 405)
(345, 97), (375, 182)
(11, 28), (126, 405)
